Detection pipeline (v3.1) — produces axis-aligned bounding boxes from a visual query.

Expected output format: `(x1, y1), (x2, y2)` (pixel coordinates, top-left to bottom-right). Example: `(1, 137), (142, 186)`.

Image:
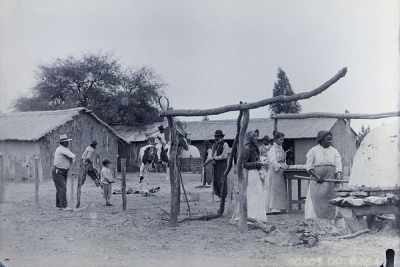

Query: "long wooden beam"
(159, 68), (347, 117)
(271, 111), (400, 120)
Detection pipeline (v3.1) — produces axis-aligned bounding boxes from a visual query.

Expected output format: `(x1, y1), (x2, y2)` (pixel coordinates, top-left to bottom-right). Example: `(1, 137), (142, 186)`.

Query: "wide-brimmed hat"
(158, 125), (165, 131)
(262, 135), (270, 142)
(90, 140), (98, 146)
(59, 134), (72, 143)
(214, 130), (225, 137)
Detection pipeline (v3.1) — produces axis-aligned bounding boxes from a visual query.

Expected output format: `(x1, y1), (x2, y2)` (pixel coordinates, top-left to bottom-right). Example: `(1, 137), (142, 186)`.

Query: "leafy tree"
(356, 125), (370, 148)
(269, 67), (302, 115)
(12, 51), (166, 125)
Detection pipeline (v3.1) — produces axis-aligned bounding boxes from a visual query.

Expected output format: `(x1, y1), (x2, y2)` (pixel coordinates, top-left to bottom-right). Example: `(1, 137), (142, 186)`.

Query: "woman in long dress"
(242, 129), (267, 222)
(305, 131), (342, 220)
(267, 131), (289, 214)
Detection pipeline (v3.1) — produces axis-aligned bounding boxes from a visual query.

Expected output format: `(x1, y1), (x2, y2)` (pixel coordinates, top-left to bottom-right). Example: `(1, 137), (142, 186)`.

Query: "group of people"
(203, 129), (343, 223)
(52, 134), (115, 211)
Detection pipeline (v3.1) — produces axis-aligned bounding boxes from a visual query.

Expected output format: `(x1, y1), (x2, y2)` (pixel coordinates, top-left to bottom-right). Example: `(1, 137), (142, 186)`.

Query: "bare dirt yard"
(1, 172), (399, 267)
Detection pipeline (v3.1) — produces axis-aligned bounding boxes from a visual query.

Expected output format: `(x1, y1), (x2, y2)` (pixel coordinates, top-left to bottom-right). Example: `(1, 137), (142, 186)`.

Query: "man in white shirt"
(149, 125), (166, 164)
(52, 134), (76, 211)
(77, 140), (100, 208)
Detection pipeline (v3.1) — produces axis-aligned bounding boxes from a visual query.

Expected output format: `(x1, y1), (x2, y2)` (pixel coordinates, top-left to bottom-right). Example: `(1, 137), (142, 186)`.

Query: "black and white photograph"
(0, 1), (399, 266)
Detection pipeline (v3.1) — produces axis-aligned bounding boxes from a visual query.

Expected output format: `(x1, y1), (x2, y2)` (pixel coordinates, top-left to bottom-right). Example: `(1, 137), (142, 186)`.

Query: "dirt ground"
(0, 172), (399, 267)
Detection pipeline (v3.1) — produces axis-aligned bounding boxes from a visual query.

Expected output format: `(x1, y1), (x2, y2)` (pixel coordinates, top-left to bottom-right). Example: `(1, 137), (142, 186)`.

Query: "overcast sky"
(0, 0), (399, 133)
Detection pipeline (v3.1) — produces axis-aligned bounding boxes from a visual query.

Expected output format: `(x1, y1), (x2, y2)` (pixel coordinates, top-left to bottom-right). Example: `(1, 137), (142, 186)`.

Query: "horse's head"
(178, 134), (189, 151)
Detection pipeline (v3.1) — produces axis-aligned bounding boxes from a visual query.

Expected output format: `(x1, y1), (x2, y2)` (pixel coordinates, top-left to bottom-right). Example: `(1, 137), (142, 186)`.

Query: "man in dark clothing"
(211, 130), (230, 203)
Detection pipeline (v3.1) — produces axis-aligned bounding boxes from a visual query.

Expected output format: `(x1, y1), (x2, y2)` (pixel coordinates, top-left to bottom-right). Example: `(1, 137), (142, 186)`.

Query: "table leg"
(288, 178), (292, 212)
(298, 179), (301, 210)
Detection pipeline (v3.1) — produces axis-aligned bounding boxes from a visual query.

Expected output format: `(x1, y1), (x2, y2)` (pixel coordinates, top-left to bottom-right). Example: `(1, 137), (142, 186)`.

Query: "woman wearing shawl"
(305, 131), (342, 220)
(242, 129), (267, 222)
(267, 131), (289, 214)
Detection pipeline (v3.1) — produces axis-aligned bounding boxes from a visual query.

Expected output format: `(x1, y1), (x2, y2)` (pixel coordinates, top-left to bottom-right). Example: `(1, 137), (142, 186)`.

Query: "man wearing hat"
(149, 125), (166, 164)
(76, 140), (100, 208)
(211, 130), (230, 206)
(259, 135), (271, 158)
(52, 134), (76, 211)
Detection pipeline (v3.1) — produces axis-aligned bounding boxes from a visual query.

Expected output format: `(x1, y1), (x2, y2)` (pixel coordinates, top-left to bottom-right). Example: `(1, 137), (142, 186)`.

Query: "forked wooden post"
(0, 153), (5, 203)
(34, 158), (39, 207)
(168, 117), (180, 226)
(238, 109), (250, 232)
(121, 158), (127, 211)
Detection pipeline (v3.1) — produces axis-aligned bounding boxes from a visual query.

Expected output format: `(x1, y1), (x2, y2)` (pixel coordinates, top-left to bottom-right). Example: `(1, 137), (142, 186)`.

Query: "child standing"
(100, 158), (115, 206)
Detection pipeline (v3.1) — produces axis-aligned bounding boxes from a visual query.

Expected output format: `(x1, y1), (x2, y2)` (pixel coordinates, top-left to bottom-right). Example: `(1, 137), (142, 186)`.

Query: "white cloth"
(53, 145), (76, 169)
(305, 145), (342, 173)
(247, 169), (267, 222)
(304, 183), (316, 219)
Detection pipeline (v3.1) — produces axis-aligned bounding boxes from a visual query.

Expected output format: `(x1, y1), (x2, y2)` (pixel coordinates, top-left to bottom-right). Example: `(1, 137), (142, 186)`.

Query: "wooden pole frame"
(271, 111), (400, 120)
(161, 68), (352, 230)
(160, 68), (347, 117)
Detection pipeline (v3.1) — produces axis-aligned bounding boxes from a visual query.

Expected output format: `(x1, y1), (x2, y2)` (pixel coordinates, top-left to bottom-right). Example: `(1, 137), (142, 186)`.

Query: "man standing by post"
(76, 140), (100, 208)
(150, 125), (166, 164)
(80, 140), (100, 187)
(52, 134), (76, 211)
(211, 130), (229, 213)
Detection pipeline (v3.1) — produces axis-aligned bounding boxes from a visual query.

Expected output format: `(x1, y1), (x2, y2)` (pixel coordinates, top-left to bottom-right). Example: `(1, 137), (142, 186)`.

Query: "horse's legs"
(139, 163), (145, 182)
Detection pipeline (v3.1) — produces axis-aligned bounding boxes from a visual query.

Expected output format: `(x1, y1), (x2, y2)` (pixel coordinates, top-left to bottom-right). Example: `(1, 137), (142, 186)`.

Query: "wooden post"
(238, 109), (250, 232)
(223, 106), (243, 216)
(273, 119), (278, 135)
(121, 158), (127, 211)
(168, 117), (180, 226)
(34, 158), (39, 207)
(0, 153), (5, 203)
(70, 173), (74, 206)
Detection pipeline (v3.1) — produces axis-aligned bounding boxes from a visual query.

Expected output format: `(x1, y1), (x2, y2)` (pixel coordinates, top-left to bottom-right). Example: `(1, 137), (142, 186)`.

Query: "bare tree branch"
(159, 67), (347, 117)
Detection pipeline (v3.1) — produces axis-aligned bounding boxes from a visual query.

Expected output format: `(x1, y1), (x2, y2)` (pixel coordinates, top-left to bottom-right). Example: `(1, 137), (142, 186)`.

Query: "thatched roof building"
(0, 108), (127, 181)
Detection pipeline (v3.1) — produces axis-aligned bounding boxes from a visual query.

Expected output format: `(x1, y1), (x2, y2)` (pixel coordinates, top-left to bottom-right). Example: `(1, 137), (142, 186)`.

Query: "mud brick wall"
(180, 157), (203, 173)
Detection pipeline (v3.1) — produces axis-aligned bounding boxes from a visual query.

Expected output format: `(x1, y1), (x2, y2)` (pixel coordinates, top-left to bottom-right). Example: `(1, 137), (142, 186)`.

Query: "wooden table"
(284, 169), (310, 212)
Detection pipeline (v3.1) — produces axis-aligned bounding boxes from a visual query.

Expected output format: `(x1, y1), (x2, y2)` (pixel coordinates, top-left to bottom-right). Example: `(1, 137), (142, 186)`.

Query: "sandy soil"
(0, 172), (399, 267)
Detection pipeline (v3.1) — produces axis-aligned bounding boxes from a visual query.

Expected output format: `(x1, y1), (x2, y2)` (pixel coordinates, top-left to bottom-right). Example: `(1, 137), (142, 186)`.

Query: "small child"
(100, 158), (115, 206)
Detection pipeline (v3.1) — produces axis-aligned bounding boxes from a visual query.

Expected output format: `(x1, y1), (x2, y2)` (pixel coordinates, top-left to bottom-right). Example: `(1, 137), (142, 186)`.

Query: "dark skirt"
(213, 161), (227, 199)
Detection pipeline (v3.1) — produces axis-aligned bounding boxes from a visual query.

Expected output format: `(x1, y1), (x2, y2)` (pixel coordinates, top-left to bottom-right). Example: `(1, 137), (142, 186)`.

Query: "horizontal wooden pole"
(293, 175), (349, 183)
(271, 111), (400, 120)
(159, 68), (347, 117)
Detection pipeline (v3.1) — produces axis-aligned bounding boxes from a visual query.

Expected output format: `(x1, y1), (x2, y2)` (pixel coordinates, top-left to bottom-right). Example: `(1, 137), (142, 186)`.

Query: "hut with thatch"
(0, 108), (127, 181)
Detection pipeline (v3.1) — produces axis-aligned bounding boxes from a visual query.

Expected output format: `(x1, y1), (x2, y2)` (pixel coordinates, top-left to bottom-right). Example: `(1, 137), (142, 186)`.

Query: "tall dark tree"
(356, 125), (370, 148)
(269, 67), (302, 115)
(12, 51), (166, 125)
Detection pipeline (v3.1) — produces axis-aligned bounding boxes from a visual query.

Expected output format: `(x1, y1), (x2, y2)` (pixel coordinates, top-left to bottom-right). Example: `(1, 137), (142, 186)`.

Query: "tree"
(268, 67), (302, 115)
(356, 125), (370, 148)
(202, 115), (209, 121)
(12, 51), (166, 125)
